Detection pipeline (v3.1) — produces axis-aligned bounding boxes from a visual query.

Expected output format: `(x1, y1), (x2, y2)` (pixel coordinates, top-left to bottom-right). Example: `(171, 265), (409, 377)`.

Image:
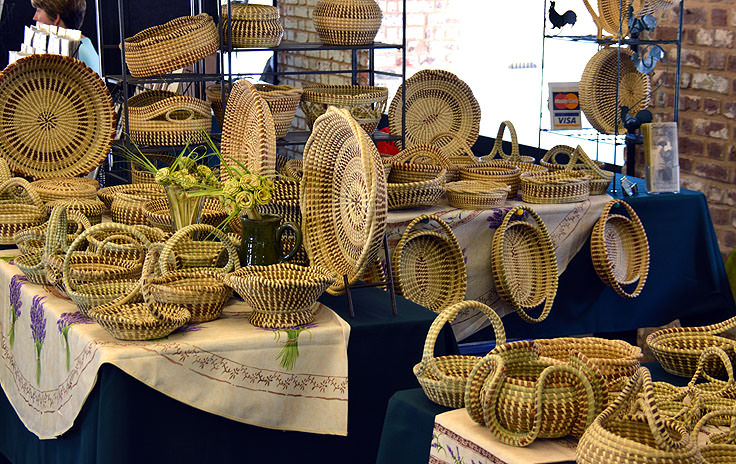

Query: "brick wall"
(650, 2), (736, 259)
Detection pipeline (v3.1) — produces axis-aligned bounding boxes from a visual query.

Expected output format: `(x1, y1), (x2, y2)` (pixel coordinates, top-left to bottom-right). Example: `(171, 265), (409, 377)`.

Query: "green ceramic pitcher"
(239, 214), (302, 266)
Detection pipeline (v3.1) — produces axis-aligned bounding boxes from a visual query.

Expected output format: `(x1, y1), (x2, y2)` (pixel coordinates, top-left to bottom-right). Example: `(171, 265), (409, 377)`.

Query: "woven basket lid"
(0, 55), (114, 180)
(301, 106), (387, 295)
(222, 3), (280, 21)
(30, 177), (99, 202)
(388, 69), (481, 158)
(579, 47), (651, 134)
(221, 80), (276, 176)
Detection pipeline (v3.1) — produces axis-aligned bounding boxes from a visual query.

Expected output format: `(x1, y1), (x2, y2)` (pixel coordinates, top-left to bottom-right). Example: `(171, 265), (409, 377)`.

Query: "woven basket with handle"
(388, 144), (451, 183)
(0, 178), (47, 245)
(301, 84), (388, 134)
(126, 90), (212, 146)
(489, 120), (536, 164)
(446, 180), (509, 210)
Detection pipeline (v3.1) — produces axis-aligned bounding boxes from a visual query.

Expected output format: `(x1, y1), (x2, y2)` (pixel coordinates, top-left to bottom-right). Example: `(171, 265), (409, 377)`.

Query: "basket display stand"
(342, 233), (398, 318)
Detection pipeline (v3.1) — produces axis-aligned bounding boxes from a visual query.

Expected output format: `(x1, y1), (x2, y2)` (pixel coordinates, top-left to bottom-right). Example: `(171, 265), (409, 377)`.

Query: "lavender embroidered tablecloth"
(386, 195), (612, 341)
(0, 251), (351, 439)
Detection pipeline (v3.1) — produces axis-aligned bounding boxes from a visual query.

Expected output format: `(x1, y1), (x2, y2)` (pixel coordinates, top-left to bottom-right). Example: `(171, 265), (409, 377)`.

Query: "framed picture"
(642, 122), (680, 194)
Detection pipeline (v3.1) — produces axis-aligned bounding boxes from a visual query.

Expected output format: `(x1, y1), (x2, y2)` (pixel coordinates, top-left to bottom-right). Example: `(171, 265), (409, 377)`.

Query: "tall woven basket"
(312, 0), (383, 45)
(254, 84), (304, 139)
(221, 3), (283, 48)
(126, 90), (212, 146)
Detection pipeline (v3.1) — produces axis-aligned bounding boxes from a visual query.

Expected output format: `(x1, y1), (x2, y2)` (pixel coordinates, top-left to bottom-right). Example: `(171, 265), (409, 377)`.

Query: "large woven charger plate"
(301, 107), (387, 295)
(579, 47), (650, 134)
(221, 80), (276, 176)
(388, 69), (481, 158)
(0, 55), (114, 179)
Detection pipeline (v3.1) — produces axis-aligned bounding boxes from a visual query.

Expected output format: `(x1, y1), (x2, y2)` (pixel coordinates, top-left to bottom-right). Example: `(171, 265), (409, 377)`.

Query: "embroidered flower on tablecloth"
(30, 295), (47, 385)
(8, 274), (28, 348)
(174, 322), (206, 333)
(57, 312), (93, 371)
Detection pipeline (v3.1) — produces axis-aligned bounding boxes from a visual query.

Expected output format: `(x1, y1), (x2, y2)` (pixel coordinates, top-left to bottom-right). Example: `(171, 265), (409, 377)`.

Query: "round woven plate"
(579, 47), (651, 134)
(388, 69), (481, 157)
(221, 80), (276, 176)
(301, 106), (387, 295)
(0, 55), (114, 179)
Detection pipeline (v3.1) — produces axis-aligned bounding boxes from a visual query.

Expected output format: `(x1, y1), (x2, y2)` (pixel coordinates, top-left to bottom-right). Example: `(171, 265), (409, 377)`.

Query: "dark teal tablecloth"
(0, 287), (457, 464)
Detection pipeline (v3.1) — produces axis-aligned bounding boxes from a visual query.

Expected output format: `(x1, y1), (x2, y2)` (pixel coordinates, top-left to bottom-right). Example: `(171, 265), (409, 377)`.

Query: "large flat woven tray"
(0, 55), (114, 180)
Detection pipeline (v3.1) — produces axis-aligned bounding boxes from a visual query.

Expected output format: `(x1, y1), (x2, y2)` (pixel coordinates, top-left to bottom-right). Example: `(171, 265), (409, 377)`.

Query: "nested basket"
(0, 178), (47, 245)
(97, 183), (164, 210)
(489, 120), (536, 164)
(491, 206), (558, 323)
(221, 3), (283, 48)
(123, 13), (218, 77)
(111, 191), (167, 225)
(126, 90), (212, 146)
(459, 164), (521, 198)
(30, 177), (99, 203)
(224, 263), (335, 328)
(446, 180), (510, 210)
(591, 199), (650, 298)
(387, 169), (446, 210)
(254, 84), (304, 139)
(301, 84), (388, 134)
(45, 198), (104, 225)
(143, 197), (228, 233)
(414, 300), (506, 408)
(576, 367), (700, 464)
(464, 341), (607, 446)
(312, 0), (383, 46)
(388, 144), (452, 183)
(393, 214), (466, 313)
(520, 170), (591, 204)
(85, 225), (167, 264)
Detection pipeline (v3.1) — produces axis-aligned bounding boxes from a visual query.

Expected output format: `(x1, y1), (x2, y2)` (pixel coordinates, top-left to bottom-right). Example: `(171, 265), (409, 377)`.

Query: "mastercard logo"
(553, 92), (579, 110)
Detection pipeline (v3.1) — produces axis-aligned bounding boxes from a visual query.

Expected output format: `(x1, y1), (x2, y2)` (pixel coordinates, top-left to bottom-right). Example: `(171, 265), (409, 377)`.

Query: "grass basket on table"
(392, 214), (466, 313)
(255, 84), (303, 139)
(0, 178), (47, 245)
(692, 408), (736, 464)
(547, 145), (613, 195)
(459, 164), (521, 198)
(97, 183), (164, 210)
(158, 224), (239, 274)
(111, 191), (167, 225)
(126, 90), (212, 146)
(387, 169), (446, 210)
(29, 177), (99, 203)
(488, 120), (536, 164)
(414, 300), (506, 408)
(143, 197), (227, 233)
(591, 199), (650, 298)
(45, 198), (104, 225)
(491, 206), (558, 323)
(221, 3), (283, 48)
(388, 144), (452, 183)
(301, 84), (388, 134)
(312, 0), (383, 45)
(446, 180), (509, 210)
(520, 170), (591, 204)
(123, 13), (218, 77)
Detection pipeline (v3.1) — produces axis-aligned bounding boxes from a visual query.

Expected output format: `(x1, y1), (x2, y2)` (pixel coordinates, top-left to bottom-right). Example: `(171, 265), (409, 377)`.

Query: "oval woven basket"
(0, 55), (114, 179)
(111, 191), (167, 225)
(590, 200), (649, 298)
(387, 169), (446, 210)
(97, 183), (164, 210)
(158, 224), (240, 276)
(30, 177), (99, 203)
(491, 206), (558, 323)
(312, 0), (383, 46)
(459, 164), (521, 197)
(221, 3), (283, 48)
(254, 84), (303, 139)
(388, 144), (451, 183)
(520, 170), (591, 204)
(126, 90), (212, 146)
(301, 84), (388, 134)
(0, 203), (47, 245)
(393, 214), (467, 313)
(541, 145), (613, 194)
(580, 47), (651, 134)
(414, 300), (506, 408)
(45, 198), (105, 225)
(124, 13), (218, 77)
(446, 180), (509, 210)
(301, 107), (387, 295)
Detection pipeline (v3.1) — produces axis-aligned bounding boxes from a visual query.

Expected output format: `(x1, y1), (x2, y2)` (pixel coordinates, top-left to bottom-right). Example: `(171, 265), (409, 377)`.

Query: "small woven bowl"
(147, 271), (232, 323)
(387, 169), (446, 210)
(97, 183), (164, 210)
(224, 263), (335, 328)
(68, 280), (140, 316)
(14, 251), (47, 285)
(90, 303), (191, 341)
(459, 164), (521, 197)
(446, 180), (509, 210)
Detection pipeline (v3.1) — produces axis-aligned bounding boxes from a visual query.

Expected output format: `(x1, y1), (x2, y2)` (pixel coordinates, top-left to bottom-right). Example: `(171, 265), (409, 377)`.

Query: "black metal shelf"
(223, 40), (404, 53)
(543, 34), (680, 46)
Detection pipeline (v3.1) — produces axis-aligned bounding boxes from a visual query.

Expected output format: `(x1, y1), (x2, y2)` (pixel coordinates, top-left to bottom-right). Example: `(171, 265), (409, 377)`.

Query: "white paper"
(48, 35), (61, 55)
(32, 31), (48, 53)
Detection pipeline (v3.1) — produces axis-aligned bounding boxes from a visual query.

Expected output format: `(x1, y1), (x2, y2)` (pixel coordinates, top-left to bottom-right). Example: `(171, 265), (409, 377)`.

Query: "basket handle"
(1, 177), (44, 209)
(464, 352), (503, 425)
(541, 145), (575, 168)
(94, 234), (147, 262)
(691, 408), (736, 448)
(391, 145), (450, 166)
(419, 300), (506, 382)
(158, 223), (240, 275)
(140, 243), (164, 308)
(429, 132), (483, 164)
(402, 214), (457, 244)
(687, 346), (735, 398)
(563, 146), (610, 180)
(489, 121), (521, 162)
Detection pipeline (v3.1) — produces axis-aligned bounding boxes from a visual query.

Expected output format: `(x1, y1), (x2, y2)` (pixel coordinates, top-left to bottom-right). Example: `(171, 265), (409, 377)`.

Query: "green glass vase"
(239, 214), (302, 266)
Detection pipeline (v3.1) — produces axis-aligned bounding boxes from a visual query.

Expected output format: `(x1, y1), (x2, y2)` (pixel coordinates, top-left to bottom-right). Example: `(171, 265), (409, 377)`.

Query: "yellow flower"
(259, 177), (274, 191)
(235, 190), (256, 210)
(240, 173), (259, 189)
(154, 167), (171, 185)
(196, 165), (212, 179)
(254, 187), (271, 205)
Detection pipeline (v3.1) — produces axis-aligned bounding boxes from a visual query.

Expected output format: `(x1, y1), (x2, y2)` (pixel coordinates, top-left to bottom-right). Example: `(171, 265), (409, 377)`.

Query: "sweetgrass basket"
(45, 198), (105, 225)
(224, 263), (335, 328)
(301, 84), (388, 134)
(126, 90), (212, 146)
(459, 164), (521, 197)
(0, 178), (47, 245)
(312, 0), (383, 45)
(540, 145), (613, 194)
(143, 197), (227, 233)
(0, 158), (10, 183)
(693, 408), (736, 464)
(520, 170), (591, 204)
(489, 120), (536, 164)
(111, 191), (167, 225)
(97, 183), (164, 210)
(14, 252), (47, 285)
(445, 180), (509, 210)
(205, 83), (231, 129)
(387, 169), (446, 210)
(123, 13), (218, 77)
(30, 177), (99, 203)
(221, 3), (283, 48)
(491, 206), (558, 323)
(393, 215), (467, 313)
(254, 84), (303, 139)
(158, 224), (240, 276)
(388, 144), (451, 183)
(591, 200), (649, 298)
(414, 300), (506, 408)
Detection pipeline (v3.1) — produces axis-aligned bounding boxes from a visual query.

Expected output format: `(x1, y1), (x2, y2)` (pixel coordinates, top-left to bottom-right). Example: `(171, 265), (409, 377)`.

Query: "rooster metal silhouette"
(549, 1), (577, 29)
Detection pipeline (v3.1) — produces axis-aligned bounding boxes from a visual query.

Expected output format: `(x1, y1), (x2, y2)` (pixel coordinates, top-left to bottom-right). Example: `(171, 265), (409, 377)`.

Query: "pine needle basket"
(459, 164), (521, 198)
(491, 206), (558, 323)
(221, 3), (283, 48)
(464, 341), (606, 446)
(414, 300), (506, 408)
(254, 84), (303, 139)
(301, 84), (388, 134)
(300, 107), (387, 295)
(97, 183), (164, 210)
(393, 214), (467, 313)
(389, 69), (481, 156)
(388, 144), (452, 183)
(221, 80), (276, 176)
(224, 263), (335, 328)
(126, 90), (212, 146)
(387, 170), (446, 210)
(580, 46), (651, 134)
(488, 120), (536, 164)
(0, 54), (114, 180)
(0, 178), (47, 245)
(591, 199), (650, 298)
(520, 170), (591, 204)
(446, 180), (510, 210)
(30, 177), (99, 203)
(312, 0), (383, 45)
(123, 13), (218, 77)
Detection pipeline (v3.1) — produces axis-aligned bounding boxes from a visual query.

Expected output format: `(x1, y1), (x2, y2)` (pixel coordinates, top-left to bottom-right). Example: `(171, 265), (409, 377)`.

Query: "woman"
(31, 0), (100, 75)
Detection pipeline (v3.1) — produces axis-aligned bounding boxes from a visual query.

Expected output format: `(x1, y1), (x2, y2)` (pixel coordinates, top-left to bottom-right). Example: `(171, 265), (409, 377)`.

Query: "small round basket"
(97, 183), (164, 210)
(0, 204), (47, 245)
(312, 0), (383, 46)
(491, 206), (558, 323)
(414, 300), (506, 408)
(123, 13), (219, 77)
(221, 3), (283, 48)
(254, 84), (304, 139)
(388, 144), (452, 183)
(126, 90), (212, 146)
(387, 170), (446, 210)
(45, 198), (105, 225)
(30, 177), (99, 203)
(224, 263), (335, 328)
(301, 84), (388, 134)
(446, 180), (509, 210)
(393, 214), (467, 312)
(111, 191), (167, 225)
(89, 297), (191, 341)
(520, 170), (591, 204)
(590, 200), (649, 298)
(459, 164), (521, 197)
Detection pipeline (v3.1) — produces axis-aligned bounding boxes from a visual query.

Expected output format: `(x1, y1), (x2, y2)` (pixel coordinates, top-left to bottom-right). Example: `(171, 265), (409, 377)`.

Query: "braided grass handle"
(1, 177), (44, 209)
(140, 243), (163, 311)
(159, 223), (240, 275)
(541, 145), (575, 168)
(489, 120), (521, 161)
(687, 346), (735, 398)
(392, 144), (451, 166)
(403, 214), (457, 244)
(430, 131), (482, 164)
(691, 407), (736, 447)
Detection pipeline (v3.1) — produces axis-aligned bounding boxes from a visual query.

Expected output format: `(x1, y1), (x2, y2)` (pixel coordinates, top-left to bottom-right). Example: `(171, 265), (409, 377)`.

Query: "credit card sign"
(548, 82), (582, 130)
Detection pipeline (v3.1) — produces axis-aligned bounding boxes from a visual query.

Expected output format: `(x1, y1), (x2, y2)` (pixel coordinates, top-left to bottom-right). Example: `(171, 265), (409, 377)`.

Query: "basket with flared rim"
(126, 90), (212, 146)
(300, 106), (387, 295)
(30, 177), (99, 203)
(459, 164), (521, 197)
(0, 178), (48, 245)
(123, 13), (218, 77)
(97, 183), (164, 210)
(414, 300), (506, 408)
(143, 197), (227, 233)
(591, 199), (650, 298)
(491, 206), (558, 323)
(464, 341), (607, 446)
(221, 3), (283, 48)
(223, 263), (335, 328)
(388, 144), (452, 183)
(520, 170), (591, 204)
(387, 169), (446, 210)
(312, 0), (383, 46)
(392, 214), (466, 312)
(254, 84), (303, 139)
(300, 84), (388, 134)
(489, 120), (536, 164)
(445, 180), (510, 210)
(576, 367), (700, 464)
(111, 190), (167, 225)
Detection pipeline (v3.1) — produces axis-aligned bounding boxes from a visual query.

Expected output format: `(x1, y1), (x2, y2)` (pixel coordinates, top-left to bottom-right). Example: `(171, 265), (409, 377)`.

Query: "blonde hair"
(31, 0), (86, 29)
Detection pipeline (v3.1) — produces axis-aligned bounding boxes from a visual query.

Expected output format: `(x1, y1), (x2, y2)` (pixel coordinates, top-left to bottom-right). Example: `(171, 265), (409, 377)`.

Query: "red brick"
(682, 49), (705, 67)
(722, 230), (736, 250)
(704, 98), (721, 115)
(728, 55), (736, 72)
(685, 7), (707, 25)
(680, 95), (699, 111)
(695, 160), (730, 182)
(679, 137), (704, 154)
(708, 141), (725, 159)
(685, 29), (696, 45)
(680, 117), (693, 134)
(680, 155), (693, 172)
(711, 205), (731, 225)
(708, 51), (727, 70)
(712, 8), (728, 27)
(655, 26), (678, 41)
